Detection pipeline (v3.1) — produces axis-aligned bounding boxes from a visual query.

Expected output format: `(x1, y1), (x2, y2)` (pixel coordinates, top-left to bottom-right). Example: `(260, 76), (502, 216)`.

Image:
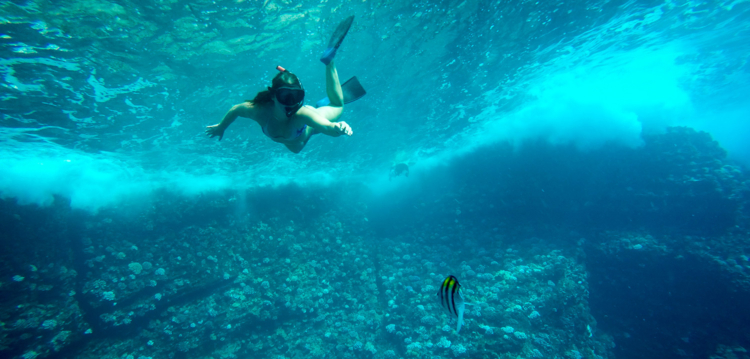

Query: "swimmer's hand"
(206, 124), (226, 141)
(335, 121), (353, 136)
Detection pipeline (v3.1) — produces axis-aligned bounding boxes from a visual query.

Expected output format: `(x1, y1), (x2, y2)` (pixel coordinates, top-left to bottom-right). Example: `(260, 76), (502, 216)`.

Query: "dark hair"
(246, 71), (303, 105)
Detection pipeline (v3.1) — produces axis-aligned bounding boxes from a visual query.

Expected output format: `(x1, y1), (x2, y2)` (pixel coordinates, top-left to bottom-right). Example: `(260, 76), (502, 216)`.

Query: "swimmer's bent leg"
(316, 61), (344, 122)
(326, 61), (344, 107)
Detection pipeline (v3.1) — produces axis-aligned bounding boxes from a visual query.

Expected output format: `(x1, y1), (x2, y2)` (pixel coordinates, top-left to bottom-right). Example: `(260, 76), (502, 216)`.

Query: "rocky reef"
(1, 127), (749, 359)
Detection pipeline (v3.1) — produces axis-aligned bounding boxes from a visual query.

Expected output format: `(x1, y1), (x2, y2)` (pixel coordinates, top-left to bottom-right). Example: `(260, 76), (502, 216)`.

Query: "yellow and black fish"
(437, 275), (466, 333)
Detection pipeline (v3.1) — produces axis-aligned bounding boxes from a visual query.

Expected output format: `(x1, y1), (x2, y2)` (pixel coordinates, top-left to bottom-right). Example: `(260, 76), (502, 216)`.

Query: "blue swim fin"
(320, 16), (354, 65)
(315, 76), (366, 108)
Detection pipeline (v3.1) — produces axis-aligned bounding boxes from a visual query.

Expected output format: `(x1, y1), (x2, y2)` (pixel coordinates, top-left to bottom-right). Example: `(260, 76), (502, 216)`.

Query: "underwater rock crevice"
(587, 232), (750, 358)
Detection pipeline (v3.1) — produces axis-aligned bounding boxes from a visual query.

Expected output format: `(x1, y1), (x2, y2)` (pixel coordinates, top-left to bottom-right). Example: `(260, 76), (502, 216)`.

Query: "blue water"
(1, 0), (750, 358)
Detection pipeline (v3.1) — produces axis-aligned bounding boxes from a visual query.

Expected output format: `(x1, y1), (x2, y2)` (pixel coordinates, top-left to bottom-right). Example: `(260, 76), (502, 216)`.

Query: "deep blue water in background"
(1, 0), (750, 358)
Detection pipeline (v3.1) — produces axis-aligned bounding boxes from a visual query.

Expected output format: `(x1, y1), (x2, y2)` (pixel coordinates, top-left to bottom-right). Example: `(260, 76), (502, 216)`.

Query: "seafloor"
(2, 127), (750, 359)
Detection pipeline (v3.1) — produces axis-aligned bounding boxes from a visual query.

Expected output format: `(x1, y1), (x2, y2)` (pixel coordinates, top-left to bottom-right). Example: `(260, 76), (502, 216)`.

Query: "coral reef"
(1, 128), (749, 358)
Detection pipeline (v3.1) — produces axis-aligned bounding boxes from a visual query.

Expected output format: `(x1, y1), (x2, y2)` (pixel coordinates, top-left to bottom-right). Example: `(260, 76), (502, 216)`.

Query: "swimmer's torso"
(257, 105), (316, 144)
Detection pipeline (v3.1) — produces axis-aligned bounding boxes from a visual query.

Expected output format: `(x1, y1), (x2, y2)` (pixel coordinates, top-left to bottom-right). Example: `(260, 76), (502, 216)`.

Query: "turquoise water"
(1, 1), (750, 358)
(1, 0), (748, 208)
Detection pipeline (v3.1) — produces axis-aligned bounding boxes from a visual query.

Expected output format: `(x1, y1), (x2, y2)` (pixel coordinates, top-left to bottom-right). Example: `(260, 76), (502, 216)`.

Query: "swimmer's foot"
(320, 15), (354, 65)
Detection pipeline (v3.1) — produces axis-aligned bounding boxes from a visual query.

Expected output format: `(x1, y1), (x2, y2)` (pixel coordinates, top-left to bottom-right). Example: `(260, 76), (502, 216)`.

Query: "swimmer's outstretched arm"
(206, 103), (255, 141)
(299, 108), (352, 137)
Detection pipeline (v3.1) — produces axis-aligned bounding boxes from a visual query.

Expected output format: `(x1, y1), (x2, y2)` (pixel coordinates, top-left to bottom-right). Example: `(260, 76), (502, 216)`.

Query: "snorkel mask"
(275, 65), (305, 117)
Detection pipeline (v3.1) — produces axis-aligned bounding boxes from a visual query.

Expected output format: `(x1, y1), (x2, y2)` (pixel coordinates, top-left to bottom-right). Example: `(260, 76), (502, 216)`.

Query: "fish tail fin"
(457, 304), (465, 333)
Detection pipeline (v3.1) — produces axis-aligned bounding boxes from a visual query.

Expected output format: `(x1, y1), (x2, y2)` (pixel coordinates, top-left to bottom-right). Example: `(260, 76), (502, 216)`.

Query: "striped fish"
(437, 275), (466, 333)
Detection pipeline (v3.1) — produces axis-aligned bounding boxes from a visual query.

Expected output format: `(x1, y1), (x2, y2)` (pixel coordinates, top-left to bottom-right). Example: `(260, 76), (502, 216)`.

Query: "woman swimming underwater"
(205, 16), (365, 154)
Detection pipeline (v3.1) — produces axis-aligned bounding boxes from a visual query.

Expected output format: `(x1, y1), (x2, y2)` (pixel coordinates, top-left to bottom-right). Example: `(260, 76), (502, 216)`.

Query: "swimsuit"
(262, 120), (307, 140)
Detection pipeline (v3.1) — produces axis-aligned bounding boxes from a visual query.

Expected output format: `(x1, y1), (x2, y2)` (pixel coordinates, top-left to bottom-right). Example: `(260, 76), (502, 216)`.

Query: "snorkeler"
(389, 163), (409, 181)
(205, 15), (366, 154)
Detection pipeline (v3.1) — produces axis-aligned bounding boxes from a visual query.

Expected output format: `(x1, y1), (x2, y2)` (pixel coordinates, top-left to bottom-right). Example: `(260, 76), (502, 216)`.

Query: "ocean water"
(1, 0), (749, 358)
